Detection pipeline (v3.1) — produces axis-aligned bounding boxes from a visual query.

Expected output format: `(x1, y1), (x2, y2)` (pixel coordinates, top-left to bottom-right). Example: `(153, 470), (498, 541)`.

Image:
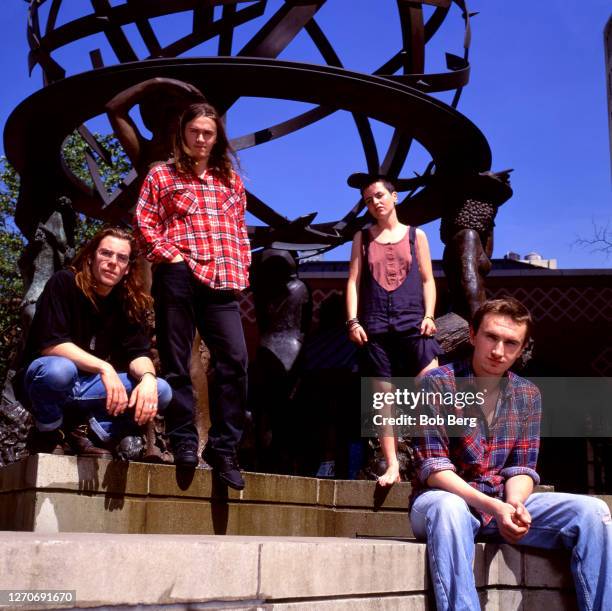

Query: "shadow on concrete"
(211, 477), (229, 534)
(102, 460), (128, 511)
(175, 464), (196, 490)
(76, 457), (102, 495)
(372, 483), (392, 510)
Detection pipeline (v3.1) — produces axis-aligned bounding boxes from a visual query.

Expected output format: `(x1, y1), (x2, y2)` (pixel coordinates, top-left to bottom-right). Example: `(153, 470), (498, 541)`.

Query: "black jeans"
(152, 262), (248, 455)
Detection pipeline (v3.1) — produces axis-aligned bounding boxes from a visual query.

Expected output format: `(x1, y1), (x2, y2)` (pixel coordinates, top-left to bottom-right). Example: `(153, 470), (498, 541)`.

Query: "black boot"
(202, 445), (245, 490)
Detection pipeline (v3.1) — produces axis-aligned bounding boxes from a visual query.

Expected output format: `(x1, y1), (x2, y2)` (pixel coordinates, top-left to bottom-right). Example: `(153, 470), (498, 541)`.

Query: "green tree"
(0, 158), (24, 380)
(0, 132), (130, 381)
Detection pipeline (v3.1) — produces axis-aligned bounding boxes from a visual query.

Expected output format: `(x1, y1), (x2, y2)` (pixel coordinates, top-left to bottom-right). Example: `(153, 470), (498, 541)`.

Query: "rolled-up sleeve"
(416, 456), (457, 483)
(500, 465), (540, 485)
(500, 384), (542, 485)
(411, 375), (456, 484)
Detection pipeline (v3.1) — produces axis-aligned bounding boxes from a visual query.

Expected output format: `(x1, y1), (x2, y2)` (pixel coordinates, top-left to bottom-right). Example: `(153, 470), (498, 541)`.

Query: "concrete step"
(0, 455), (566, 539)
(0, 531), (577, 610)
(0, 456), (591, 609)
(0, 454), (413, 537)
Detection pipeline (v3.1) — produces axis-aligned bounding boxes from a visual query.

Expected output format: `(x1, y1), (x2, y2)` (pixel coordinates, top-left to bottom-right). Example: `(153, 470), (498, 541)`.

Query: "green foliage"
(62, 132), (130, 190)
(0, 156), (25, 380)
(62, 132), (131, 244)
(0, 156), (20, 223)
(0, 132), (130, 382)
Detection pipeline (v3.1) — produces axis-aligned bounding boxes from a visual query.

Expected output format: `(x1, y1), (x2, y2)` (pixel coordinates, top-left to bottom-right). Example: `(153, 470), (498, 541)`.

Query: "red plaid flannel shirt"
(135, 163), (251, 290)
(410, 360), (541, 525)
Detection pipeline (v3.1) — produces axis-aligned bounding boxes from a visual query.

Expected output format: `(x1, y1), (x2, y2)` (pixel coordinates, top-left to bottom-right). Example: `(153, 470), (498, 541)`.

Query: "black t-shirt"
(22, 269), (151, 372)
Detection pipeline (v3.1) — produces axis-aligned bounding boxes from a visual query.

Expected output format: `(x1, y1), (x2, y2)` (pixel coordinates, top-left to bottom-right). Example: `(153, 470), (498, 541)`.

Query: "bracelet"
(139, 371), (157, 383)
(346, 318), (361, 330)
(423, 316), (435, 321)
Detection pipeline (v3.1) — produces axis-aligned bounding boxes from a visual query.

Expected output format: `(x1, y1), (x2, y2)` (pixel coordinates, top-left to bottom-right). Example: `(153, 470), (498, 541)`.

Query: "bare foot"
(377, 463), (401, 487)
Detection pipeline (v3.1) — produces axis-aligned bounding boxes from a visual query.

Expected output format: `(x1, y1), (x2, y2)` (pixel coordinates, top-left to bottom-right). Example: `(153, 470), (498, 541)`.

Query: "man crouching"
(17, 227), (171, 457)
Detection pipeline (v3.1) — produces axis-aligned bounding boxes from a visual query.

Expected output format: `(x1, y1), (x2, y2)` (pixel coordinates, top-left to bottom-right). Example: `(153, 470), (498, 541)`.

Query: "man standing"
(20, 227), (171, 457)
(135, 102), (250, 489)
(410, 298), (611, 611)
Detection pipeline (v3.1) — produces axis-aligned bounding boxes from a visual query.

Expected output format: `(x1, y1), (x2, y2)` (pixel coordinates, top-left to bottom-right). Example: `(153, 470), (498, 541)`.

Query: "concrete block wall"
(0, 455), (412, 537)
(0, 455), (595, 609)
(0, 532), (577, 610)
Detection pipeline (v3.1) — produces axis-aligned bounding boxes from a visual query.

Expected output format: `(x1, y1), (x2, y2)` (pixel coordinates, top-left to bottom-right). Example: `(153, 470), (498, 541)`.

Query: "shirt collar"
(456, 357), (515, 403)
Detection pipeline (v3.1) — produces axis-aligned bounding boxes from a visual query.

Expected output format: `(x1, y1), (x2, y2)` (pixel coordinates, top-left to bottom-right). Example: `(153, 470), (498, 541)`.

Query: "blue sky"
(1, 1), (610, 267)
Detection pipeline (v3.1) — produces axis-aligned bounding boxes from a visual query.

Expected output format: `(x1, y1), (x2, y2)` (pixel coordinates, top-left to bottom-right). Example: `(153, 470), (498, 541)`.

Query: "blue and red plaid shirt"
(135, 162), (251, 290)
(410, 360), (541, 525)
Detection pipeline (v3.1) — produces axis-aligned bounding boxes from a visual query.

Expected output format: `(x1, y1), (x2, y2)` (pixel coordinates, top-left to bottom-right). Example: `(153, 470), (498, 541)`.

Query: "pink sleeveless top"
(366, 227), (413, 291)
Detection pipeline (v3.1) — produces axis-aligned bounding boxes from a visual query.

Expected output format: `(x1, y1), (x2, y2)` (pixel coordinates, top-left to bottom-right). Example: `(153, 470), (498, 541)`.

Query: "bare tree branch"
(574, 220), (612, 257)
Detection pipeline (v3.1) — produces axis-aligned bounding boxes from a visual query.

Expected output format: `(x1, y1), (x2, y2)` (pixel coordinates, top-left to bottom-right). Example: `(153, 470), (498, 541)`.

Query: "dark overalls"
(359, 226), (442, 377)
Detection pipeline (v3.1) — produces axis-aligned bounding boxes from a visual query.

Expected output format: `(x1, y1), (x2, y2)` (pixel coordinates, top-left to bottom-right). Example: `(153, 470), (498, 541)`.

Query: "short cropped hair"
(471, 297), (533, 345)
(360, 178), (397, 197)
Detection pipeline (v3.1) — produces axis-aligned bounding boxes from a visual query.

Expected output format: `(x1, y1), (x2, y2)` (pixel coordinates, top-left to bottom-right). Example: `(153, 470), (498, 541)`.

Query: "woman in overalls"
(346, 177), (442, 486)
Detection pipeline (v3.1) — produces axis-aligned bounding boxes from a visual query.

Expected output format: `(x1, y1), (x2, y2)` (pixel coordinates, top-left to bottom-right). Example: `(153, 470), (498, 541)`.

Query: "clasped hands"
(493, 499), (532, 544)
(100, 364), (158, 425)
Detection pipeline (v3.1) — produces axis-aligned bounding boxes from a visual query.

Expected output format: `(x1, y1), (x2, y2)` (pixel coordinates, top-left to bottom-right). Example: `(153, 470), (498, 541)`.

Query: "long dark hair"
(173, 102), (238, 184)
(70, 227), (152, 324)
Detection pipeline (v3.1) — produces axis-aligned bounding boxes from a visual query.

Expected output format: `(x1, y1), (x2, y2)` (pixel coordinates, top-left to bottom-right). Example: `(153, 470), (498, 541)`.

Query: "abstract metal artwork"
(5, 0), (495, 254)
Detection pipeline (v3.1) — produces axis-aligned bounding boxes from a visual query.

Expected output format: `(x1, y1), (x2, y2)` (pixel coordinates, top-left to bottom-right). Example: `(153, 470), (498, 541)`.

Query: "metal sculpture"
(248, 249), (312, 471)
(5, 0), (492, 254)
(440, 170), (513, 319)
(1, 1), (512, 474)
(104, 77), (207, 220)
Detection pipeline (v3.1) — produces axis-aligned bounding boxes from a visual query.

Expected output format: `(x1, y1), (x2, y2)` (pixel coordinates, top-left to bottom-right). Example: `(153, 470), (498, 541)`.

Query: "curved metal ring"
(5, 56), (491, 245)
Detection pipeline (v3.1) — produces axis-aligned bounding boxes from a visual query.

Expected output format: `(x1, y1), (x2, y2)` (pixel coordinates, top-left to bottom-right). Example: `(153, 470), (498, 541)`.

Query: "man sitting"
(18, 227), (171, 457)
(410, 297), (611, 611)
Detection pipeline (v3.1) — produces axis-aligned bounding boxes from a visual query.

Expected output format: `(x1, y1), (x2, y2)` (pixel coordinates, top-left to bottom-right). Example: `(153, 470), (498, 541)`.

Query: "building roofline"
(298, 260), (612, 279)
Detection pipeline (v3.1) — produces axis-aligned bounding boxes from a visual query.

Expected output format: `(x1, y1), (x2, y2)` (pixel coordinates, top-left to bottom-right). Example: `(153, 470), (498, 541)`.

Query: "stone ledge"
(0, 455), (414, 508)
(0, 455), (560, 539)
(0, 455), (414, 537)
(0, 532), (577, 610)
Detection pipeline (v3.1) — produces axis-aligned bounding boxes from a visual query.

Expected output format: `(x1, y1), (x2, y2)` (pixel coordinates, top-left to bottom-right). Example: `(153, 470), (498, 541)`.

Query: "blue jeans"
(410, 489), (612, 611)
(25, 356), (172, 442)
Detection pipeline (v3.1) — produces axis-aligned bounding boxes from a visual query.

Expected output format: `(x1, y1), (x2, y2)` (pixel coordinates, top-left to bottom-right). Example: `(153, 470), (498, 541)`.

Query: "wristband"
(139, 371), (157, 383)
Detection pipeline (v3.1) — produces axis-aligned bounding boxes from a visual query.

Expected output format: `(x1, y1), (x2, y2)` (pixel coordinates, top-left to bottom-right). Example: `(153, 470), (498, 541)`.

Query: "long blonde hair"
(70, 227), (152, 324)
